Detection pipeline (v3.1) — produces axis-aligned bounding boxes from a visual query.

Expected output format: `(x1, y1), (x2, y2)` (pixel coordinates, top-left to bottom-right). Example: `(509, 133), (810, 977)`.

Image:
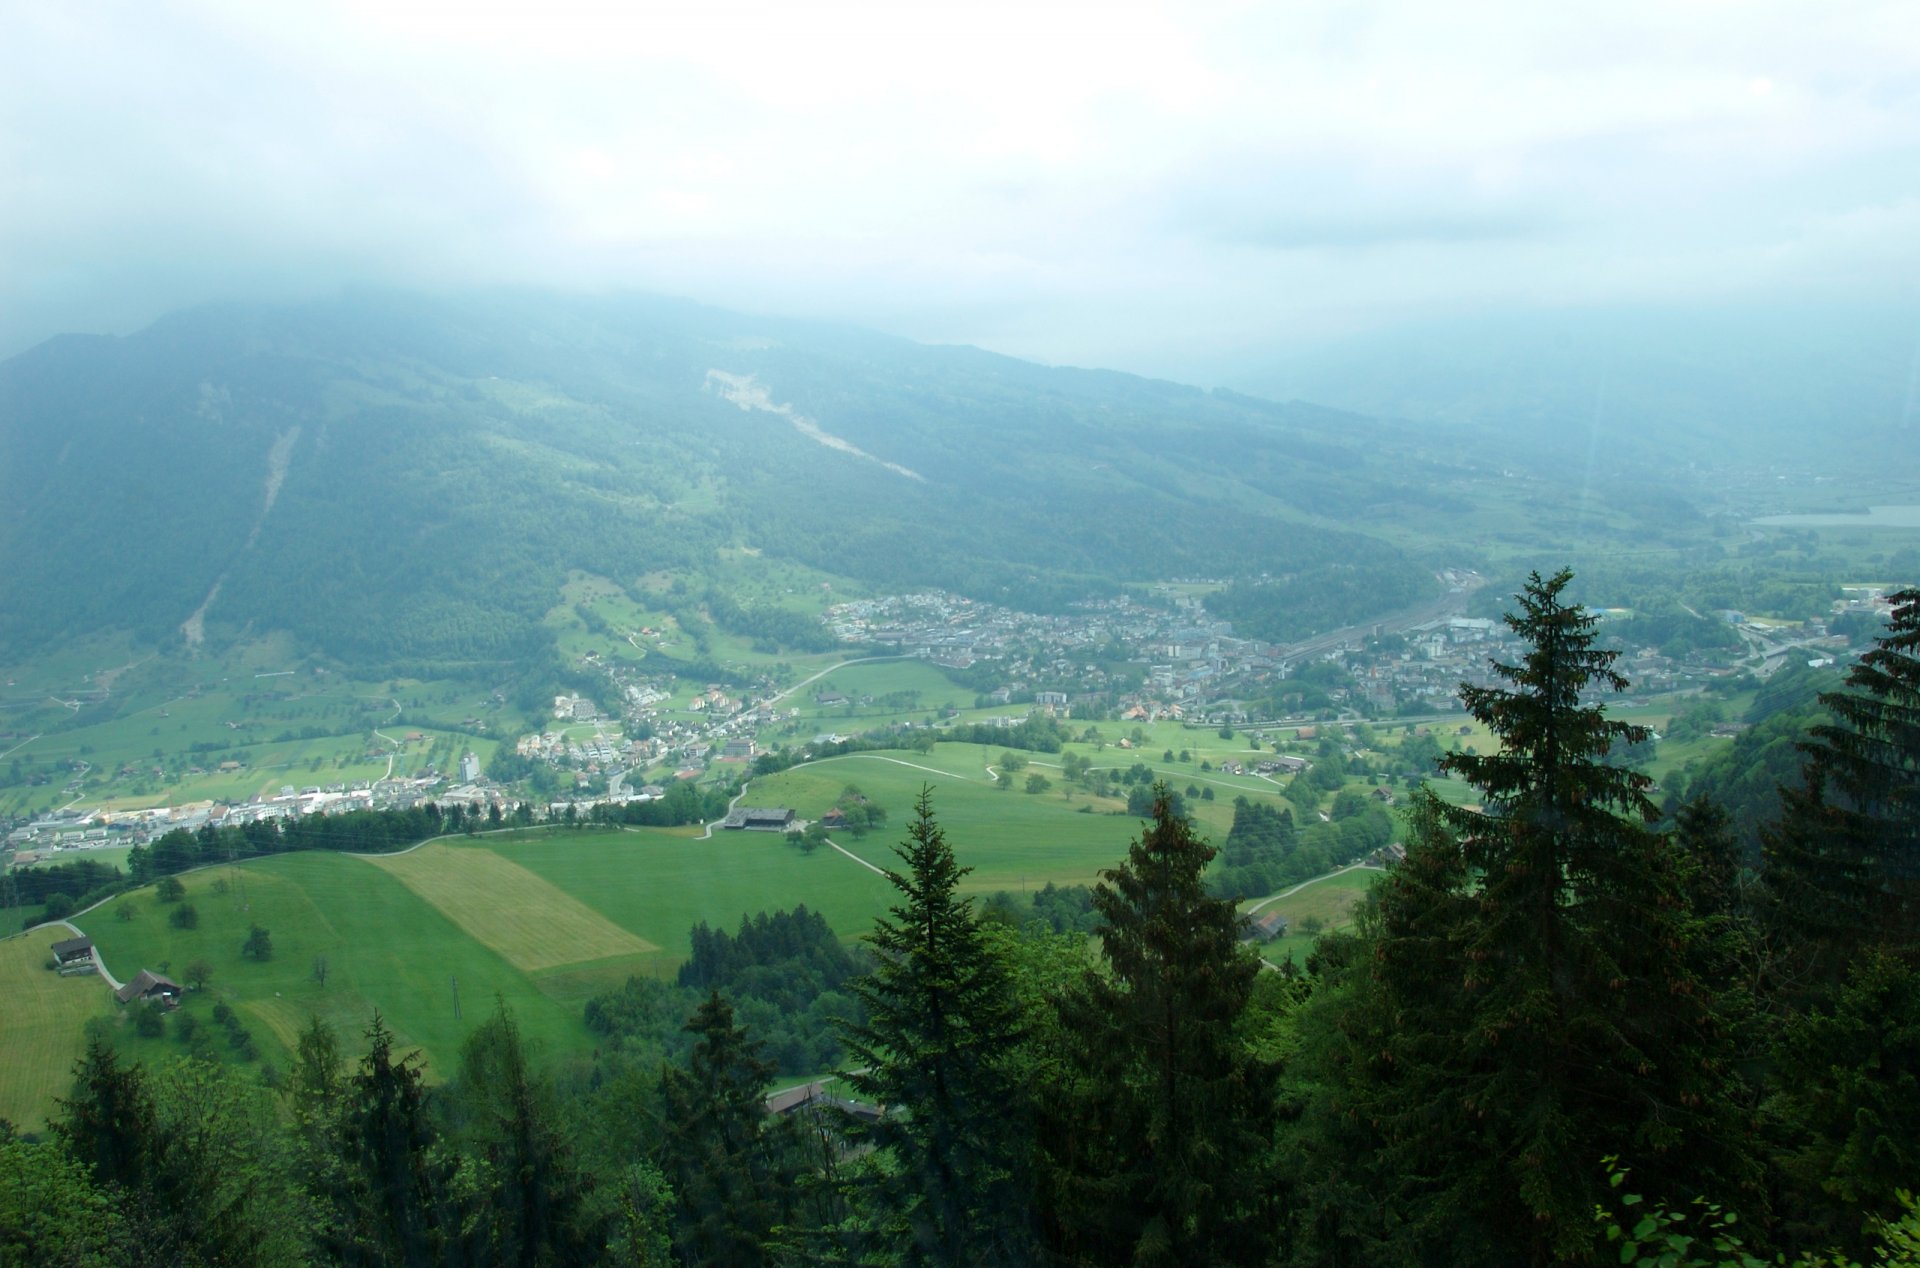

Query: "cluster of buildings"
(3, 769), (498, 863)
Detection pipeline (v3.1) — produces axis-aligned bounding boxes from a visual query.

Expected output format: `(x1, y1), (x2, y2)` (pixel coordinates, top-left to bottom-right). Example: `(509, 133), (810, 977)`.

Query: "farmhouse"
(765, 1080), (884, 1123)
(50, 935), (96, 975)
(1243, 910), (1291, 943)
(721, 807), (796, 832)
(116, 969), (183, 1007)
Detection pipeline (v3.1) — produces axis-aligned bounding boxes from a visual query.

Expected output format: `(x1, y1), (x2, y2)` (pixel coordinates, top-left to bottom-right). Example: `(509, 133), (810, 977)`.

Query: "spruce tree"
(1760, 591), (1920, 1250)
(1042, 783), (1280, 1267)
(321, 1013), (458, 1268)
(1322, 570), (1752, 1263)
(656, 992), (794, 1268)
(1765, 587), (1920, 972)
(837, 787), (1031, 1266)
(449, 1001), (597, 1265)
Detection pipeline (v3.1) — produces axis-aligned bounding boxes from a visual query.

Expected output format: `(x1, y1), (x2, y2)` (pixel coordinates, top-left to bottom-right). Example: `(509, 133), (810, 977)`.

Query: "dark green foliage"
(241, 923), (273, 961)
(1665, 702), (1828, 863)
(444, 1002), (600, 1265)
(168, 901), (198, 930)
(3, 859), (123, 908)
(1757, 592), (1920, 1255)
(1765, 588), (1920, 970)
(1303, 570), (1755, 1263)
(584, 906), (864, 1078)
(0, 1134), (128, 1266)
(1041, 785), (1281, 1266)
(655, 993), (798, 1268)
(1210, 795), (1297, 898)
(1206, 562), (1437, 644)
(941, 714), (1070, 753)
(321, 1013), (460, 1267)
(1209, 794), (1393, 900)
(838, 789), (1033, 1265)
(54, 1038), (301, 1265)
(1767, 948), (1920, 1254)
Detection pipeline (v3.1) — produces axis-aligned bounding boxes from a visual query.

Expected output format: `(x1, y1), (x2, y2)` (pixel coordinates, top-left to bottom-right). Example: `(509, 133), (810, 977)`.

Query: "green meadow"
(4, 716), (1417, 1126)
(0, 926), (115, 1130)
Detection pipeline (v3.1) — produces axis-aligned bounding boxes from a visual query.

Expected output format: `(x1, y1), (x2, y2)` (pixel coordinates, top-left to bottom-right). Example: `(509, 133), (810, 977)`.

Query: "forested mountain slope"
(0, 290), (1454, 670)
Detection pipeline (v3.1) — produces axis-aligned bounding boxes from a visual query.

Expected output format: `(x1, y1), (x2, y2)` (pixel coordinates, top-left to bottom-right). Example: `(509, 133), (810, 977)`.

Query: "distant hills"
(0, 289), (1479, 671)
(5, 289), (1843, 676)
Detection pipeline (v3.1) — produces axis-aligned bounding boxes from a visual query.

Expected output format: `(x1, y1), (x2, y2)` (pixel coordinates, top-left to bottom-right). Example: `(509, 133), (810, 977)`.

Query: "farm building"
(1242, 911), (1291, 943)
(721, 807), (796, 832)
(50, 936), (96, 975)
(116, 969), (183, 1007)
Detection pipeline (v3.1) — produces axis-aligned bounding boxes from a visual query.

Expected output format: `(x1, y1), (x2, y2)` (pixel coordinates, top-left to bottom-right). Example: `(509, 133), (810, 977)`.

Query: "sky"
(4, 0), (1918, 381)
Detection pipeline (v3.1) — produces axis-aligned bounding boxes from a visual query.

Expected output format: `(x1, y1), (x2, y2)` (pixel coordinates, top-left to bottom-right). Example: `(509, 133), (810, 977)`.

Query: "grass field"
(7, 730), (1393, 1109)
(363, 844), (659, 970)
(1243, 866), (1381, 965)
(0, 927), (114, 1130)
(86, 855), (591, 1079)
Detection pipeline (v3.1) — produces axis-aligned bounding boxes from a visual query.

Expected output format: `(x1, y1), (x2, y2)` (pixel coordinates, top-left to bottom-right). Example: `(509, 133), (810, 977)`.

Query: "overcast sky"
(4, 0), (1917, 380)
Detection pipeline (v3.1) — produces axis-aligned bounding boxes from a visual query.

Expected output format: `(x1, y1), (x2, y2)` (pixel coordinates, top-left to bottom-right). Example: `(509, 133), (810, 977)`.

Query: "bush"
(134, 1007), (164, 1039)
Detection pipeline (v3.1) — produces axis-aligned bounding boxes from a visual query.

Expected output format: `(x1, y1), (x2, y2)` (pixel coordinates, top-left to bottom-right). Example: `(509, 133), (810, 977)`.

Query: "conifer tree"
(449, 1001), (597, 1264)
(1319, 570), (1752, 1263)
(1042, 784), (1280, 1267)
(1765, 587), (1920, 972)
(837, 787), (1031, 1266)
(1758, 592), (1920, 1250)
(655, 992), (794, 1268)
(322, 1013), (458, 1267)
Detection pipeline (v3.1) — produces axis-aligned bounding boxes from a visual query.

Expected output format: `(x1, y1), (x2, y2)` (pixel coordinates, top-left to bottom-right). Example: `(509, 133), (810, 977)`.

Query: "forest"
(5, 573), (1920, 1267)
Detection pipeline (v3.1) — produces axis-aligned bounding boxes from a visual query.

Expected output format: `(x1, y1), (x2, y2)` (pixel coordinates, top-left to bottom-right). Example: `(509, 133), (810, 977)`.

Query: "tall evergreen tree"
(655, 992), (795, 1268)
(1041, 783), (1280, 1267)
(1765, 587), (1920, 973)
(447, 1001), (598, 1265)
(1311, 570), (1753, 1263)
(1757, 592), (1920, 1251)
(837, 787), (1032, 1266)
(320, 1013), (459, 1268)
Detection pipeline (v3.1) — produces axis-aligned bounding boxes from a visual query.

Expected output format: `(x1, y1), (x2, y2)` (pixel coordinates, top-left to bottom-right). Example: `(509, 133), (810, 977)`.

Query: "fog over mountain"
(5, 0), (1918, 401)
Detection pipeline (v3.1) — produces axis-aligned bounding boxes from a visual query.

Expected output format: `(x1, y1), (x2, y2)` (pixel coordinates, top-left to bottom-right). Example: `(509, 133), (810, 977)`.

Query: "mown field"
(0, 926), (115, 1130)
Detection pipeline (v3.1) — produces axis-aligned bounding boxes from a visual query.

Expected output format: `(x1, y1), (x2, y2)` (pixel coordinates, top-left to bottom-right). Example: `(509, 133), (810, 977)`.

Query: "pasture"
(85, 854), (592, 1079)
(0, 926), (114, 1130)
(364, 844), (659, 970)
(1243, 865), (1382, 965)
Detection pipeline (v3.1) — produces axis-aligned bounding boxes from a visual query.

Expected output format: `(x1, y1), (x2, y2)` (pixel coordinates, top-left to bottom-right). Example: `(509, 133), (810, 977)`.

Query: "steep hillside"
(0, 290), (1466, 671)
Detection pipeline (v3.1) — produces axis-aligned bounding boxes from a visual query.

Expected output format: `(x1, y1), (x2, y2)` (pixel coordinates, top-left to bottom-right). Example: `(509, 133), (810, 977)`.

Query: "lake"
(1753, 505), (1920, 529)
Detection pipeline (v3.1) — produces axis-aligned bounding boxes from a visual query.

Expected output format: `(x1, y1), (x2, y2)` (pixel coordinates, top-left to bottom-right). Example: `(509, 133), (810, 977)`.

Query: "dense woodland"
(7, 573), (1920, 1266)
